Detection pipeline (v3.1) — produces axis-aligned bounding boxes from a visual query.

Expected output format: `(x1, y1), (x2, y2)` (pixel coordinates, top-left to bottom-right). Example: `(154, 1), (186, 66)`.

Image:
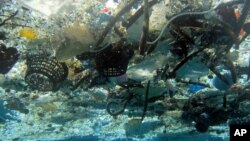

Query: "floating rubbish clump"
(0, 0), (250, 140)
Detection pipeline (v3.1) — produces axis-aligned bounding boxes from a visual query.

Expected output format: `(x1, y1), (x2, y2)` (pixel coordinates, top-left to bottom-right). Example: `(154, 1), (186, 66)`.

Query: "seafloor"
(1, 0), (250, 141)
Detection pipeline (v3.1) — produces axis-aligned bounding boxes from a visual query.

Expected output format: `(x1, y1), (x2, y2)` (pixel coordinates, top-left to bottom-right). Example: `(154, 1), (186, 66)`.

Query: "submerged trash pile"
(0, 0), (250, 140)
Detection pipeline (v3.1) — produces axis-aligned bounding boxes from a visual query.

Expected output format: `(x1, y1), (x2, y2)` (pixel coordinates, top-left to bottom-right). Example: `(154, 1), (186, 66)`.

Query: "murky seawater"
(0, 0), (250, 140)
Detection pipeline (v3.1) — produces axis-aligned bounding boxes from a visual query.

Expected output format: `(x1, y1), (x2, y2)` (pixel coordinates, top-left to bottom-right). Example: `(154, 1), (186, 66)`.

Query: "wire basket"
(25, 55), (68, 91)
(95, 44), (132, 77)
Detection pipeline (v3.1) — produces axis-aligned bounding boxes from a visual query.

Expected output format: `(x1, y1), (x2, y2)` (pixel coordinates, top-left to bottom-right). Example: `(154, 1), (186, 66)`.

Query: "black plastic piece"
(0, 43), (19, 74)
(0, 31), (7, 40)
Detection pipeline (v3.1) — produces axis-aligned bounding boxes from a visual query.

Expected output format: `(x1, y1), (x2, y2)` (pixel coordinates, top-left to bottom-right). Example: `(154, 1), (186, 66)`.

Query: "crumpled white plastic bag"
(16, 0), (77, 17)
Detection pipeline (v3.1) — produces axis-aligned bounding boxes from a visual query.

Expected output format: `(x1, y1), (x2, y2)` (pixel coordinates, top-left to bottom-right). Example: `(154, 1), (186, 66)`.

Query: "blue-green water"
(0, 0), (250, 140)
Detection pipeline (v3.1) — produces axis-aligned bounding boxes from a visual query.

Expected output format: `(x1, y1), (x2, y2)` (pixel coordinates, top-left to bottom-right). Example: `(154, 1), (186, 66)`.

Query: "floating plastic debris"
(19, 27), (37, 40)
(1, 0), (250, 140)
(25, 55), (68, 91)
(187, 84), (206, 94)
(95, 43), (133, 77)
(54, 24), (95, 61)
(16, 0), (76, 17)
(212, 70), (234, 91)
(0, 43), (19, 74)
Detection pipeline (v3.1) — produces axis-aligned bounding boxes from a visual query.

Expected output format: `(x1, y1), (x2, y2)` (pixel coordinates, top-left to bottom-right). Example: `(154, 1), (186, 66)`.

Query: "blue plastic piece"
(212, 71), (234, 91)
(169, 89), (174, 98)
(248, 54), (250, 80)
(98, 13), (112, 25)
(0, 100), (14, 122)
(40, 135), (99, 141)
(188, 84), (206, 94)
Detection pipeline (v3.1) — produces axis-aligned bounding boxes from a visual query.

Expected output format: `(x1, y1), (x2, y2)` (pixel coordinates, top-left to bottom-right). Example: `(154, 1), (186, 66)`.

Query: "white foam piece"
(105, 0), (118, 9)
